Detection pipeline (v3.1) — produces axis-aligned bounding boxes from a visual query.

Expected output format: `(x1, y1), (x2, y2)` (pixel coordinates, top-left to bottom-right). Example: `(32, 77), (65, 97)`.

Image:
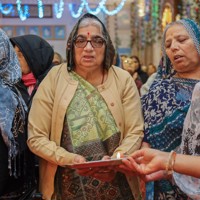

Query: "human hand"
(117, 157), (139, 177)
(114, 152), (136, 176)
(124, 148), (168, 175)
(144, 170), (172, 182)
(118, 162), (163, 182)
(73, 154), (87, 164)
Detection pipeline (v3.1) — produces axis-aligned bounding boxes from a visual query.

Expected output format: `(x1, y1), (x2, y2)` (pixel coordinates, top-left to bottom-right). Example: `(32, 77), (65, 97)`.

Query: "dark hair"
(66, 13), (115, 71)
(130, 55), (142, 72)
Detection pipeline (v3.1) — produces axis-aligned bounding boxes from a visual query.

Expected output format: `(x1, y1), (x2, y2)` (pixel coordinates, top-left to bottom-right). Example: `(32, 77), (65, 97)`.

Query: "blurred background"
(0, 0), (199, 67)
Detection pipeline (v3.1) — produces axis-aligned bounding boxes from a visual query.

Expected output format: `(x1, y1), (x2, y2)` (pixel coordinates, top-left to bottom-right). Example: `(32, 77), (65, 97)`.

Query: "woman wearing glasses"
(27, 13), (144, 200)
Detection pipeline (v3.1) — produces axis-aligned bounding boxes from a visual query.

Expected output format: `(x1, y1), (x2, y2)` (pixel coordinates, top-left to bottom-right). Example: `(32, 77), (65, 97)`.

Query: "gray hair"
(66, 13), (115, 71)
(78, 17), (103, 35)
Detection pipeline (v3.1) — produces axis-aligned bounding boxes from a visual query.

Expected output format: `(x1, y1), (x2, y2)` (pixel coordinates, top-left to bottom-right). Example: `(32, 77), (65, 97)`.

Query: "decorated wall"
(0, 0), (200, 65)
(130, 0), (200, 66)
(0, 0), (132, 60)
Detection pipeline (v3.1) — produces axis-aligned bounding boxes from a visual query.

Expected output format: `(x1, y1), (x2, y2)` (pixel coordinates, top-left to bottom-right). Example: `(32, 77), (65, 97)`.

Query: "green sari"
(55, 72), (134, 200)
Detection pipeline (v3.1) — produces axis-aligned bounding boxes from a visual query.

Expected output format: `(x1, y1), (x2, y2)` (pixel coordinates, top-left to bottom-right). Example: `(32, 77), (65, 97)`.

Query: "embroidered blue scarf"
(0, 28), (27, 176)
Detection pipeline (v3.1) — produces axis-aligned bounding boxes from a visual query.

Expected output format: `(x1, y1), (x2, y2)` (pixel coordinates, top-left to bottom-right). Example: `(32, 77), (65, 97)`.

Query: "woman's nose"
(84, 41), (93, 50)
(170, 40), (179, 51)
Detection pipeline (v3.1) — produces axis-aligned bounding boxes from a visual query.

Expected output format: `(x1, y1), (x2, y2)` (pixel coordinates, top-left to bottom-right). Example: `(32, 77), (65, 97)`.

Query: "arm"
(27, 67), (85, 166)
(173, 154), (200, 178)
(121, 148), (200, 178)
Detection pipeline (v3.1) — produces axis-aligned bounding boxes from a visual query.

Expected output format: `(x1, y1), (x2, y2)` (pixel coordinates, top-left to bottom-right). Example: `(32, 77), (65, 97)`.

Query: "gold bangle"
(165, 150), (177, 175)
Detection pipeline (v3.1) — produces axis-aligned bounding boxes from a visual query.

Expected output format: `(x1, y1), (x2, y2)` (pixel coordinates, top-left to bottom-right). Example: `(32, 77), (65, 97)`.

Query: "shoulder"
(108, 66), (138, 96)
(141, 78), (173, 101)
(43, 63), (69, 82)
(147, 77), (172, 92)
(109, 65), (133, 81)
(48, 63), (68, 75)
(36, 63), (69, 91)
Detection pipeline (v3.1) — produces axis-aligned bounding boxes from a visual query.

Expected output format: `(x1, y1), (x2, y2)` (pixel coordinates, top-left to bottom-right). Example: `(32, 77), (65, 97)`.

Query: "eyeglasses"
(74, 35), (105, 48)
(124, 59), (134, 64)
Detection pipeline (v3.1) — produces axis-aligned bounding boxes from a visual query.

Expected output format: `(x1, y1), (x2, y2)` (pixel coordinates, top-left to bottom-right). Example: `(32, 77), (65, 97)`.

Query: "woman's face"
(53, 54), (61, 65)
(147, 65), (156, 76)
(14, 46), (31, 75)
(132, 57), (139, 71)
(74, 25), (105, 71)
(165, 24), (200, 73)
(122, 58), (135, 74)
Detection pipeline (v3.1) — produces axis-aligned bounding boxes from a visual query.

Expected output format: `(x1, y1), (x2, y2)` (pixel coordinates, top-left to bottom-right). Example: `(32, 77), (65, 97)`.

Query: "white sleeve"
(173, 172), (200, 199)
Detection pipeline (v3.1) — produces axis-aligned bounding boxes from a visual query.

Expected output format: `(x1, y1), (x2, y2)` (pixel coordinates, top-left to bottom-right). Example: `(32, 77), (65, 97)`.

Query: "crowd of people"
(0, 12), (200, 200)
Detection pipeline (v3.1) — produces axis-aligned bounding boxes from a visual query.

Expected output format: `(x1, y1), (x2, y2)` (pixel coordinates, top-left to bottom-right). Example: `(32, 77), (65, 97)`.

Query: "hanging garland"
(151, 0), (159, 42)
(114, 12), (119, 49)
(182, 0), (200, 25)
(130, 2), (135, 48)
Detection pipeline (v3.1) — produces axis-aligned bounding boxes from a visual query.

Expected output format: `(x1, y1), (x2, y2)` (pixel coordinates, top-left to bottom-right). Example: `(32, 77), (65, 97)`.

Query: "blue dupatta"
(0, 29), (27, 176)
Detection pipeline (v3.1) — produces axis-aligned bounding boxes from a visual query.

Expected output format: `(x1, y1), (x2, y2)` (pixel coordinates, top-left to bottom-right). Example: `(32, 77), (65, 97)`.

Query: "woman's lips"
(174, 55), (183, 62)
(83, 55), (94, 61)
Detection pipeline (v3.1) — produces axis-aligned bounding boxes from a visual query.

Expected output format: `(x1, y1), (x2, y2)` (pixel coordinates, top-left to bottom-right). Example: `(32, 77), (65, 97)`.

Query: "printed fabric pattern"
(142, 77), (199, 199)
(54, 71), (134, 200)
(0, 28), (27, 176)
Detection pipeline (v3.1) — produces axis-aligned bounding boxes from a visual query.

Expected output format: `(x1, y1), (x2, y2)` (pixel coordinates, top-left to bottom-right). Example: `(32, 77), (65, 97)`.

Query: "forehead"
(165, 24), (189, 39)
(77, 25), (102, 36)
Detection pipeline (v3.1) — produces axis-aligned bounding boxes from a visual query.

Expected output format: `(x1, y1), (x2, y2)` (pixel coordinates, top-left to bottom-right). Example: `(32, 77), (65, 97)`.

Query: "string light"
(69, 0), (127, 18)
(37, 0), (44, 18)
(0, 3), (13, 15)
(68, 1), (85, 18)
(0, 0), (127, 20)
(84, 0), (106, 15)
(101, 0), (127, 16)
(54, 0), (64, 19)
(16, 0), (29, 21)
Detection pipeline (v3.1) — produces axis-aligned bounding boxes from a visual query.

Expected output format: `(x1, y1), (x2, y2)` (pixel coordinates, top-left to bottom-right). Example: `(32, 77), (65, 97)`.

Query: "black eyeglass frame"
(73, 35), (106, 48)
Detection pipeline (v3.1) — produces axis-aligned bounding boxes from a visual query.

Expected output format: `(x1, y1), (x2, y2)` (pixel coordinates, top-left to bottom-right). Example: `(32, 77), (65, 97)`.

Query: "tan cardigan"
(27, 64), (144, 200)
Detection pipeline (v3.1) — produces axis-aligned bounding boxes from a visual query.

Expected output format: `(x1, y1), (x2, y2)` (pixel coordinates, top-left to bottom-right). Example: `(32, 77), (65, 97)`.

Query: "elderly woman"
(139, 19), (200, 199)
(0, 29), (27, 197)
(27, 13), (144, 200)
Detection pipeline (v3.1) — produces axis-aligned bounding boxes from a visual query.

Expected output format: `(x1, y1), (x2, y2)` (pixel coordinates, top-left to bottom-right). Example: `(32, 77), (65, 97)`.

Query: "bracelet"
(165, 150), (177, 175)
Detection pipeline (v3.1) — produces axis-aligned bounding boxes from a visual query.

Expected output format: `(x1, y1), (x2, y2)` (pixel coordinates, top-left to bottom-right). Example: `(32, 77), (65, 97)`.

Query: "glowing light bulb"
(117, 152), (121, 159)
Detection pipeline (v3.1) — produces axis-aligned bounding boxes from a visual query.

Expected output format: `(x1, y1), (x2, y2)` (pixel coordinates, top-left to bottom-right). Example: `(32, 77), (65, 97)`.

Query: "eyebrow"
(166, 34), (189, 40)
(76, 34), (103, 38)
